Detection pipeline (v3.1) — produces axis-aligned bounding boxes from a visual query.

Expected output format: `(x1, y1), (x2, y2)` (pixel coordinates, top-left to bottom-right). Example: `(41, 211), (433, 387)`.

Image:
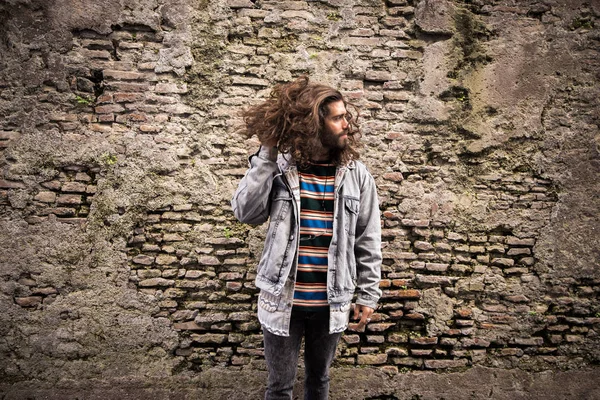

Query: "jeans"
(263, 310), (342, 400)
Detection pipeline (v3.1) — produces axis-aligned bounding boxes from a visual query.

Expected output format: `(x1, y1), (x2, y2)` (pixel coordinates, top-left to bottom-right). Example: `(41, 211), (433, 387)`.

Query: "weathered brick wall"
(1, 0), (599, 396)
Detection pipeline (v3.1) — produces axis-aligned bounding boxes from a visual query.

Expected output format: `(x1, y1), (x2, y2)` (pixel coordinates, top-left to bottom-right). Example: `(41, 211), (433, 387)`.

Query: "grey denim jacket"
(231, 146), (382, 336)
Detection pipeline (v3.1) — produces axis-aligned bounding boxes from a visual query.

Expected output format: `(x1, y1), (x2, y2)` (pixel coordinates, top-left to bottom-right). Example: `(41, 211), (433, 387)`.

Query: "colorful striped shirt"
(293, 162), (336, 312)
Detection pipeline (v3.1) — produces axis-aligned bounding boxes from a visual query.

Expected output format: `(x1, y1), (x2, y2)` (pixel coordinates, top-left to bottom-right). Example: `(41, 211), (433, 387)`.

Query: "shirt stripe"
(293, 163), (336, 312)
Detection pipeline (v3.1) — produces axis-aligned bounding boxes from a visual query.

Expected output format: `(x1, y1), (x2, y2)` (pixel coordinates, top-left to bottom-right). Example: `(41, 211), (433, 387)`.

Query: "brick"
(415, 275), (454, 287)
(350, 28), (376, 37)
(106, 82), (150, 92)
(504, 294), (529, 303)
(455, 308), (473, 318)
(383, 172), (403, 182)
(440, 337), (458, 346)
(424, 359), (468, 369)
(163, 233), (184, 242)
(34, 191), (56, 203)
(388, 6), (414, 16)
(116, 113), (148, 123)
(367, 323), (395, 332)
(401, 219), (429, 227)
(447, 232), (466, 241)
(155, 254), (178, 265)
(61, 182), (87, 193)
(410, 336), (438, 345)
(228, 312), (252, 321)
(114, 92), (144, 102)
(95, 104), (125, 114)
(155, 83), (188, 94)
(385, 347), (408, 356)
(513, 337), (544, 346)
(391, 50), (422, 59)
(184, 270), (205, 279)
(405, 313), (425, 320)
(195, 312), (228, 324)
(549, 335), (563, 344)
(382, 289), (420, 300)
(198, 256), (220, 265)
(97, 114), (114, 122)
(138, 62), (157, 70)
(461, 337), (490, 347)
(227, 0), (254, 8)
(137, 269), (161, 279)
(492, 257), (515, 267)
(565, 335), (584, 343)
(0, 179), (25, 189)
(56, 194), (82, 205)
(366, 336), (385, 344)
(231, 76), (269, 86)
(469, 246), (486, 254)
(425, 262), (449, 272)
(382, 17), (408, 27)
(413, 241), (433, 251)
(357, 354), (388, 365)
(387, 333), (408, 343)
(343, 334), (361, 344)
(41, 207), (75, 217)
(342, 37), (382, 47)
(507, 247), (531, 256)
(365, 70), (394, 82)
(506, 237), (535, 246)
(15, 296), (43, 307)
(226, 281), (243, 291)
(82, 49), (111, 59)
(499, 348), (523, 356)
(139, 278), (174, 287)
(191, 333), (227, 344)
(103, 70), (145, 80)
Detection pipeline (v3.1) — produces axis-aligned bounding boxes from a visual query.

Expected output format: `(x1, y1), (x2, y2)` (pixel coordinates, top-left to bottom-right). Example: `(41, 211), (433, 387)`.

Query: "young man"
(231, 76), (382, 400)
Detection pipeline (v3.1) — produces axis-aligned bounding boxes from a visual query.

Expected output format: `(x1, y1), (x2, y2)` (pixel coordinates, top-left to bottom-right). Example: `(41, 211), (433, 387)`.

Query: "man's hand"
(260, 137), (278, 148)
(351, 304), (374, 331)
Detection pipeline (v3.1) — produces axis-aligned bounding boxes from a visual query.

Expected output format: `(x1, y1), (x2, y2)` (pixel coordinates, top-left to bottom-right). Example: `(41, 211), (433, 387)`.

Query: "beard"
(320, 128), (348, 150)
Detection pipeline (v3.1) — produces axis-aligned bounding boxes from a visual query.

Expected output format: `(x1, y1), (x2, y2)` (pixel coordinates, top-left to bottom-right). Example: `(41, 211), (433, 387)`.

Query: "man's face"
(321, 100), (350, 150)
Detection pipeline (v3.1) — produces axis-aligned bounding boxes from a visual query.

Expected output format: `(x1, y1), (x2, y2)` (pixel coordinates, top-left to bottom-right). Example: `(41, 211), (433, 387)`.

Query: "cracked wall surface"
(0, 0), (599, 398)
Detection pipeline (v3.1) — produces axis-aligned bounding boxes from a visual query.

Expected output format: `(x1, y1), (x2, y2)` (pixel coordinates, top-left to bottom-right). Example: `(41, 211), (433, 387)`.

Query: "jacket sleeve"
(354, 169), (382, 309)
(231, 146), (280, 225)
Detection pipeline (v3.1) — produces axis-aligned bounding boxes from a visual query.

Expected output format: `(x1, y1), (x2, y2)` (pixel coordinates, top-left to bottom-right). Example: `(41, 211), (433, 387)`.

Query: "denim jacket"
(231, 146), (382, 336)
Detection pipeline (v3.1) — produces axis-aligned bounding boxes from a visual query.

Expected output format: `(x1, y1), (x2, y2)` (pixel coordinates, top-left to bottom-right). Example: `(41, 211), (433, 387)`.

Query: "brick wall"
(0, 0), (598, 387)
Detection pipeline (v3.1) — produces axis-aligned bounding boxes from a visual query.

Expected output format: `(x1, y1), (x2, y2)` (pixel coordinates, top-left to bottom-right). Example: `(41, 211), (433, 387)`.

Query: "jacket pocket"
(258, 291), (281, 312)
(258, 185), (293, 283)
(343, 196), (359, 236)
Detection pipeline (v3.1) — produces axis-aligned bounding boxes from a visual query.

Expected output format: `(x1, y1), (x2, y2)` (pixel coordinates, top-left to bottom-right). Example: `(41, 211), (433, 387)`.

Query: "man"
(231, 76), (382, 400)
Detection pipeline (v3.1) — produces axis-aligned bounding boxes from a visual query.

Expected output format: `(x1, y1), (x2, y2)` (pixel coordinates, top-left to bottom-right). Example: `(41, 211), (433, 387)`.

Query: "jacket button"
(289, 235), (294, 241)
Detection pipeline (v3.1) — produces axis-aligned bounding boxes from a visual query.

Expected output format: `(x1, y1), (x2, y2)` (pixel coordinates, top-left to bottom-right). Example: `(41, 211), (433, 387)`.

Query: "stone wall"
(1, 0), (599, 398)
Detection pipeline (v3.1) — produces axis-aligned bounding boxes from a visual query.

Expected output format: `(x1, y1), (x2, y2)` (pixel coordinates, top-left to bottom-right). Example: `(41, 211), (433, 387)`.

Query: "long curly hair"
(241, 76), (361, 166)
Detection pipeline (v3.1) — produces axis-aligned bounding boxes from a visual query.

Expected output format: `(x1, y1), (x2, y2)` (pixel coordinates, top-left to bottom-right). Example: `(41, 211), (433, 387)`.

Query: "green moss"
(101, 153), (118, 166)
(571, 16), (594, 30)
(327, 12), (341, 21)
(223, 220), (249, 239)
(74, 95), (93, 106)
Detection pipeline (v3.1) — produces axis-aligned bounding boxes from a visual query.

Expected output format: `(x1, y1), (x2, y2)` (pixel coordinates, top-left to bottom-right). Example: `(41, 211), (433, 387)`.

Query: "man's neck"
(311, 147), (330, 162)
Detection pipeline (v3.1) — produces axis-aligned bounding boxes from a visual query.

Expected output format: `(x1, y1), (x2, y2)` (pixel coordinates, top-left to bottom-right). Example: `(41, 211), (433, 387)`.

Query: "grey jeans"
(263, 310), (343, 400)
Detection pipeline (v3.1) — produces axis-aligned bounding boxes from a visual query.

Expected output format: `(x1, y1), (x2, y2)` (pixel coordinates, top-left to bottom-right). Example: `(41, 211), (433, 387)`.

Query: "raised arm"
(231, 146), (280, 225)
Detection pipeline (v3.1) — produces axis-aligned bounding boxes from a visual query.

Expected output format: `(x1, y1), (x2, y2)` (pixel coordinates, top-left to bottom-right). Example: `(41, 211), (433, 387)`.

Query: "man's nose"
(342, 117), (349, 128)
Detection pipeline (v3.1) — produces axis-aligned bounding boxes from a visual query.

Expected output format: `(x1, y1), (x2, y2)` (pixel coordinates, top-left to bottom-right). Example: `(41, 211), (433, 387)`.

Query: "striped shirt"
(293, 162), (336, 312)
